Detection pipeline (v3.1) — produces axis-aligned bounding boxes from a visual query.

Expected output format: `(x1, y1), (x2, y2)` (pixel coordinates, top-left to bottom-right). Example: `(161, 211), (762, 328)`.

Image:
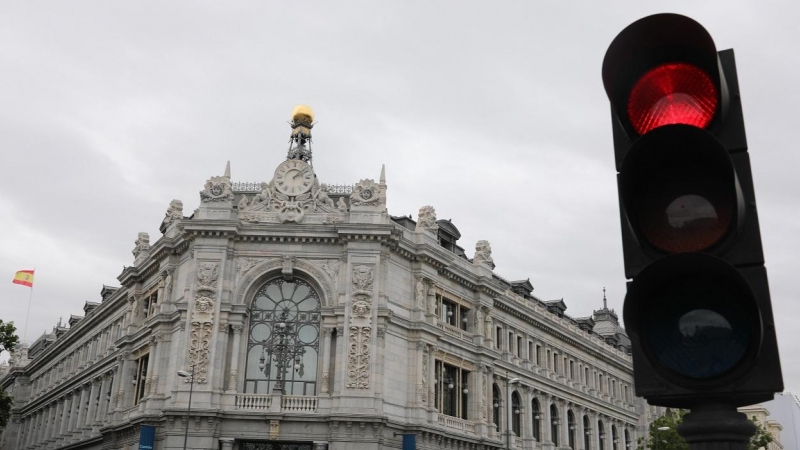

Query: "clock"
(273, 159), (314, 196)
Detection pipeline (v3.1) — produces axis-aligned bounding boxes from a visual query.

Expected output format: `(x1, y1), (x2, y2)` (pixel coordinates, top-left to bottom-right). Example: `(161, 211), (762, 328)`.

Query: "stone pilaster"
(227, 324), (243, 392)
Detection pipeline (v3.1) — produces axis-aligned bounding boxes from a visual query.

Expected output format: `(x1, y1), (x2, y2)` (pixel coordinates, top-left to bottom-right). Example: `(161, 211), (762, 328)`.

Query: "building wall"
(1, 156), (643, 450)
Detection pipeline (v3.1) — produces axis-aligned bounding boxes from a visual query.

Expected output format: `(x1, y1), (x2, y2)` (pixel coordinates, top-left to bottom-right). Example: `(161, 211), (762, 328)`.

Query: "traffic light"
(602, 13), (782, 408)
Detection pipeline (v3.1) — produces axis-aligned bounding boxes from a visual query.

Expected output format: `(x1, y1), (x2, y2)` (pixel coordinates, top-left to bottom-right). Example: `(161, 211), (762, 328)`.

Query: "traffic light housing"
(602, 13), (782, 408)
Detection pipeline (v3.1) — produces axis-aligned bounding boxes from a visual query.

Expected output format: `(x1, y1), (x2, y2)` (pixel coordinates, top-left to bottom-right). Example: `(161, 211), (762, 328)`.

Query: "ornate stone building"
(1, 107), (646, 450)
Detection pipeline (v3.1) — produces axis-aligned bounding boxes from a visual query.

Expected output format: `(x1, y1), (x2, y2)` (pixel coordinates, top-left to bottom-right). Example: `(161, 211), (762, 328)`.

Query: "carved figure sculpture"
(474, 240), (494, 267)
(337, 197), (347, 212)
(237, 195), (249, 210)
(415, 278), (427, 309)
(163, 199), (184, 227)
(314, 183), (335, 209)
(416, 206), (439, 233)
(132, 232), (150, 258)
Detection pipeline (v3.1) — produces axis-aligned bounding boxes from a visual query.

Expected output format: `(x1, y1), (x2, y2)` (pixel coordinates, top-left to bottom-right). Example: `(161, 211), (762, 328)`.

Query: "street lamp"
(655, 426), (670, 450)
(506, 372), (520, 450)
(177, 365), (195, 450)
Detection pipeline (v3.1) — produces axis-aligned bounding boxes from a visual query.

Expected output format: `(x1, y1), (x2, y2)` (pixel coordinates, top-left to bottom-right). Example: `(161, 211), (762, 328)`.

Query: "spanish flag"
(12, 270), (34, 287)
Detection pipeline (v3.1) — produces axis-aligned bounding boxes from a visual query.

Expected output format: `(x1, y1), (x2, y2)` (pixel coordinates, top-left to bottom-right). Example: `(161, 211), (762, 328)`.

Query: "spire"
(380, 164), (386, 184)
(224, 161), (231, 178)
(287, 105), (315, 163)
(603, 287), (607, 310)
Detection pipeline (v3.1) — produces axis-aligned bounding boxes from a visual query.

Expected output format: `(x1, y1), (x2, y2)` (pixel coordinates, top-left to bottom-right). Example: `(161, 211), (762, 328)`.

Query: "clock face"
(274, 160), (314, 196)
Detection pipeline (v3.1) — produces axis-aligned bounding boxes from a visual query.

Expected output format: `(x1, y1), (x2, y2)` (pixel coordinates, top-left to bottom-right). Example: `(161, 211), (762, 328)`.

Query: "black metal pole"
(677, 404), (755, 450)
(183, 365), (195, 450)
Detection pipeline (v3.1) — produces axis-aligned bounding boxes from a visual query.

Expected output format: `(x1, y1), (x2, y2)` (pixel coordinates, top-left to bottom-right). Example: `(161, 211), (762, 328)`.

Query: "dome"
(291, 105), (315, 126)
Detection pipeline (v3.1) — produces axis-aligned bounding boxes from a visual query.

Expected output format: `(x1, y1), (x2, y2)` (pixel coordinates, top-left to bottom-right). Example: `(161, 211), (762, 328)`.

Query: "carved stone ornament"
(351, 294), (371, 318)
(346, 326), (371, 389)
(269, 419), (280, 440)
(188, 261), (220, 384)
(337, 197), (348, 212)
(162, 199), (184, 228)
(308, 259), (339, 282)
(352, 265), (374, 293)
(473, 240), (494, 267)
(415, 206), (438, 233)
(239, 165), (344, 224)
(132, 232), (150, 258)
(200, 175), (234, 203)
(235, 257), (263, 278)
(349, 179), (381, 207)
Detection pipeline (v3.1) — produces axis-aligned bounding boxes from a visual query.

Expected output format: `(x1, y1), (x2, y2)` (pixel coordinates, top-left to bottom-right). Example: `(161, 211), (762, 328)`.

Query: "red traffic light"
(628, 63), (718, 135)
(602, 14), (724, 144)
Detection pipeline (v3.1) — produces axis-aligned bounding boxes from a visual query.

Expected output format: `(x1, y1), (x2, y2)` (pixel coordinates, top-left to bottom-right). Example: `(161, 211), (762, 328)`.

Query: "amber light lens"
(634, 160), (734, 253)
(628, 63), (718, 135)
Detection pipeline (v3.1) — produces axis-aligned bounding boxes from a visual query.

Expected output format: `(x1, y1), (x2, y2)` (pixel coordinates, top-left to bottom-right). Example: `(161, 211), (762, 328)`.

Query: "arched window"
(583, 415), (591, 450)
(511, 391), (522, 436)
(245, 277), (321, 395)
(612, 425), (619, 450)
(598, 420), (606, 450)
(492, 383), (502, 432)
(531, 399), (541, 441)
(550, 404), (560, 446)
(568, 410), (576, 449)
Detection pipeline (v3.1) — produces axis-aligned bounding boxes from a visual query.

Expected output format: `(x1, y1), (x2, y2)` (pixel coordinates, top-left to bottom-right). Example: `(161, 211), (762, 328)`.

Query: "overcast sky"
(2, 2), (798, 397)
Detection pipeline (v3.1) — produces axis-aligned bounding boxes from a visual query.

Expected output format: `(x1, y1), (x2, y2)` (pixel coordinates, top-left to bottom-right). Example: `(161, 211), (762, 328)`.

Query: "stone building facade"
(1, 109), (646, 450)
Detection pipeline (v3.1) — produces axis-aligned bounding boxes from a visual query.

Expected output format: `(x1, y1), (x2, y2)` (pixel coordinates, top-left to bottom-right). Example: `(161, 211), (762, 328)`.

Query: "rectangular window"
(535, 345), (541, 366)
(459, 307), (469, 331)
(508, 332), (514, 353)
(496, 327), (502, 350)
(516, 336), (522, 357)
(528, 341), (533, 362)
(569, 360), (575, 379)
(435, 360), (469, 419)
(134, 354), (150, 404)
(553, 352), (559, 373)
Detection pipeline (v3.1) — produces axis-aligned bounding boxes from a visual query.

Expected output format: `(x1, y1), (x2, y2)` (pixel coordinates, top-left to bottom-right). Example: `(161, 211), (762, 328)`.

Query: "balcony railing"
(438, 415), (476, 434)
(235, 393), (273, 410)
(281, 395), (318, 412)
(437, 322), (472, 342)
(234, 393), (319, 413)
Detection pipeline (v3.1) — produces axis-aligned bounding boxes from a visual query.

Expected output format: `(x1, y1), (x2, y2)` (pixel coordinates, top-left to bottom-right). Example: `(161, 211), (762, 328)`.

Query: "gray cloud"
(2, 1), (798, 395)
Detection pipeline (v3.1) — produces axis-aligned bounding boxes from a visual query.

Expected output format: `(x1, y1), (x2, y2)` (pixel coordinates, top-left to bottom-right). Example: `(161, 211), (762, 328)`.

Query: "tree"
(748, 416), (774, 450)
(637, 409), (775, 450)
(637, 409), (688, 450)
(0, 319), (18, 354)
(0, 319), (17, 432)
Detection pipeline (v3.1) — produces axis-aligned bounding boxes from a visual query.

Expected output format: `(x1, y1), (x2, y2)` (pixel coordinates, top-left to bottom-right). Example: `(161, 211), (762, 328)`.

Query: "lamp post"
(506, 372), (520, 450)
(177, 365), (195, 450)
(655, 426), (670, 450)
(258, 311), (306, 394)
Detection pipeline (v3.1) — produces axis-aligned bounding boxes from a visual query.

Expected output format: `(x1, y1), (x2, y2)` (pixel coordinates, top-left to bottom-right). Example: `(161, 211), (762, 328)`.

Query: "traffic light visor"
(620, 125), (739, 254)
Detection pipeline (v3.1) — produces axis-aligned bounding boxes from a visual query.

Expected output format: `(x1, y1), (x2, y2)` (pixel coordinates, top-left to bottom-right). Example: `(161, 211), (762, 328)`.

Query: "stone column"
(541, 394), (552, 445)
(521, 387), (534, 449)
(575, 407), (585, 450)
(561, 400), (570, 448)
(94, 374), (110, 425)
(149, 334), (164, 397)
(426, 345), (436, 408)
(86, 379), (100, 431)
(29, 411), (39, 447)
(114, 353), (131, 413)
(313, 441), (329, 450)
(58, 392), (72, 436)
(74, 385), (88, 436)
(228, 324), (244, 392)
(53, 399), (65, 441)
(319, 328), (333, 394)
(67, 390), (80, 433)
(220, 437), (235, 450)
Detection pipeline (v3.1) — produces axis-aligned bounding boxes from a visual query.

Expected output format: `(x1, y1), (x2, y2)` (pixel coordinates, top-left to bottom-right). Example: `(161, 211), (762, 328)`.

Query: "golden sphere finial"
(291, 105), (314, 126)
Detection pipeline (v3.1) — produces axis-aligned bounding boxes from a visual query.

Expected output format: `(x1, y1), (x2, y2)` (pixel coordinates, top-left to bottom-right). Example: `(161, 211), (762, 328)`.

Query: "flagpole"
(22, 269), (34, 343)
